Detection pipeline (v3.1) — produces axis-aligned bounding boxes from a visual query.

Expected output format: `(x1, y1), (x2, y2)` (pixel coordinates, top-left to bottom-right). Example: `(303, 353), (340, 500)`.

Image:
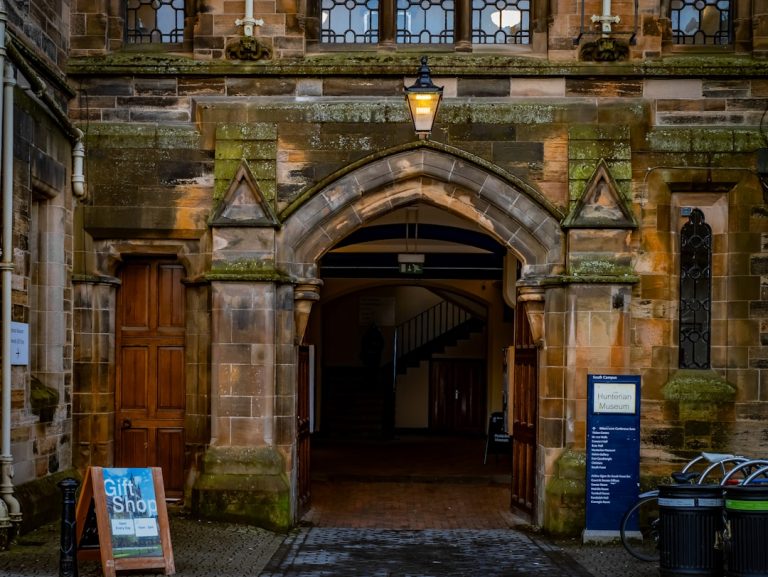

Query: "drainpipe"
(234, 0), (264, 37)
(591, 0), (620, 36)
(72, 139), (85, 199)
(4, 41), (86, 199)
(0, 55), (20, 526)
(0, 0), (7, 531)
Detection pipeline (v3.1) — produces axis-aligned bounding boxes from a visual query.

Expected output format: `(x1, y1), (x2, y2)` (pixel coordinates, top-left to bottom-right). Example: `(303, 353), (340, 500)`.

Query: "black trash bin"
(658, 483), (724, 577)
(723, 485), (768, 577)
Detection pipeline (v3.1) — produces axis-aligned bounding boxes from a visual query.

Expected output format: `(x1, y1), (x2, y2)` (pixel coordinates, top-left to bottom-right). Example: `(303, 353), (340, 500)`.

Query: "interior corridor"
(304, 434), (522, 529)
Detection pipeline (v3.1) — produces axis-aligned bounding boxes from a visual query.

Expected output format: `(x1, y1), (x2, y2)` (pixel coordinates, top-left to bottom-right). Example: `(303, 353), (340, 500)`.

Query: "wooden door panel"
(120, 264), (151, 330)
(429, 360), (485, 434)
(120, 428), (150, 468)
(455, 361), (485, 432)
(429, 362), (452, 431)
(156, 346), (185, 413)
(297, 346), (311, 516)
(157, 264), (185, 330)
(157, 428), (185, 497)
(511, 305), (537, 516)
(120, 347), (149, 411)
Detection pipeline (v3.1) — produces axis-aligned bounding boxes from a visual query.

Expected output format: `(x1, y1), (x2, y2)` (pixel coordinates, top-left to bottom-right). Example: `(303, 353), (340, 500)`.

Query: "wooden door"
(116, 259), (186, 500)
(429, 359), (485, 434)
(511, 305), (537, 515)
(296, 345), (311, 517)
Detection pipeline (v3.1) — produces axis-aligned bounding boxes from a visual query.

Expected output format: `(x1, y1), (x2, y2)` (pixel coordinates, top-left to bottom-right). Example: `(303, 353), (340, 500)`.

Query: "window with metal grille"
(671, 0), (732, 46)
(471, 0), (530, 44)
(319, 0), (530, 45)
(678, 208), (712, 369)
(126, 0), (185, 44)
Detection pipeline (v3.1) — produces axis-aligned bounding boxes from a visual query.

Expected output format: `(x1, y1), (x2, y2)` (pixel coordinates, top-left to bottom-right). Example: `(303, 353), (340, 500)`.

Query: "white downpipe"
(234, 0), (264, 37)
(0, 57), (19, 525)
(0, 0), (8, 531)
(72, 138), (85, 199)
(591, 0), (620, 35)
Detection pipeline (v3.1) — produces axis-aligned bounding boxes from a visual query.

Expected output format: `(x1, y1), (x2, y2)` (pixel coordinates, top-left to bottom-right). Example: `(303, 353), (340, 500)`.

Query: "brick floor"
(306, 434), (521, 530)
(305, 481), (520, 529)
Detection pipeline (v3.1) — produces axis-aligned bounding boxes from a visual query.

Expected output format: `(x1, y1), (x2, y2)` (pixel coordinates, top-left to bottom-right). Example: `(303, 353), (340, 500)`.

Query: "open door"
(511, 303), (537, 515)
(116, 259), (186, 500)
(297, 345), (312, 517)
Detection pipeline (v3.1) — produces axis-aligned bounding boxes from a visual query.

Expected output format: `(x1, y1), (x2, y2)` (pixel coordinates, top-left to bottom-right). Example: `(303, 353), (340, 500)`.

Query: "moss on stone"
(192, 447), (292, 532)
(569, 258), (636, 277)
(14, 469), (82, 535)
(279, 140), (564, 222)
(206, 262), (290, 282)
(544, 448), (587, 537)
(662, 369), (736, 402)
(30, 376), (59, 422)
(216, 123), (277, 141)
(82, 123), (201, 149)
(67, 52), (768, 79)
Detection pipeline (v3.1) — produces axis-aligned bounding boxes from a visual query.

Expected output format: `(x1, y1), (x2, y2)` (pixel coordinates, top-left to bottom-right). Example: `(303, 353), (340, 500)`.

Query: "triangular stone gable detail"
(562, 159), (637, 229)
(210, 161), (280, 227)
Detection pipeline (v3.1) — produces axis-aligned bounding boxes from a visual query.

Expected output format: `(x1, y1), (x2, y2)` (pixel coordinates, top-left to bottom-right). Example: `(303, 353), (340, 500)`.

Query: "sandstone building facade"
(3, 0), (768, 541)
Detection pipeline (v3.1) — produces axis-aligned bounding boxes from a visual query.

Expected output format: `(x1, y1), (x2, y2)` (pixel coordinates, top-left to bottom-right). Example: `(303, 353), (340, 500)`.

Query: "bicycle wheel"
(620, 494), (660, 562)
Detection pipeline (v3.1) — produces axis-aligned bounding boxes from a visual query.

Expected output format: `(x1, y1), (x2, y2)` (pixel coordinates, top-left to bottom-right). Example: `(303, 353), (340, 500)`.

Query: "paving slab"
(261, 526), (596, 577)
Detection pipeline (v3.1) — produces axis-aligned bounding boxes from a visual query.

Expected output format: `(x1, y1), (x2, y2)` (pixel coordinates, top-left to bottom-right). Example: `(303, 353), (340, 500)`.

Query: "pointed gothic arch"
(278, 147), (566, 281)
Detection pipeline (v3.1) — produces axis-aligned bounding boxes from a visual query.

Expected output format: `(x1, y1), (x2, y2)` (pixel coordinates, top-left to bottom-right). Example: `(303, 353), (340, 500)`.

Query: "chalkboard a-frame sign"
(75, 467), (175, 576)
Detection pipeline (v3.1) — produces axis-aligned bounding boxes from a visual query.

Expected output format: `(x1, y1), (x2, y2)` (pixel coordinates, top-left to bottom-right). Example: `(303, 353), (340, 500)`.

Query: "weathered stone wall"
(68, 0), (768, 60)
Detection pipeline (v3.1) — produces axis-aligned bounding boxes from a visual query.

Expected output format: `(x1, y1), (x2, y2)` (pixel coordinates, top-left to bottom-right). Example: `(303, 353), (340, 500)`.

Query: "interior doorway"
(301, 203), (516, 526)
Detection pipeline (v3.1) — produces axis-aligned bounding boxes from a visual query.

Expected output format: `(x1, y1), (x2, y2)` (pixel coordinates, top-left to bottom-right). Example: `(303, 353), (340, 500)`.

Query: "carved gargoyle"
(580, 37), (630, 62)
(226, 36), (272, 61)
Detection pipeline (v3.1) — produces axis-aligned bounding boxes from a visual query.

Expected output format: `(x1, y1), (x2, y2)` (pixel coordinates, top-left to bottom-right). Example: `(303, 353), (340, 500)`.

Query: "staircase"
(321, 300), (485, 436)
(394, 300), (485, 374)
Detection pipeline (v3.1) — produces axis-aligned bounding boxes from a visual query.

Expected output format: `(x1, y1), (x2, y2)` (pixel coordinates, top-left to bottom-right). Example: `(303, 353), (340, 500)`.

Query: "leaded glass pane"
(126, 0), (185, 43)
(396, 0), (454, 44)
(679, 209), (712, 369)
(472, 0), (531, 45)
(320, 0), (379, 43)
(671, 0), (732, 45)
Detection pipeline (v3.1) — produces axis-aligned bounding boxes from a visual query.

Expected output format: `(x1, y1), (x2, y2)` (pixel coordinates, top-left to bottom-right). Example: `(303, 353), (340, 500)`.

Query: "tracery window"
(126, 0), (185, 43)
(319, 0), (530, 45)
(671, 0), (732, 46)
(678, 208), (712, 369)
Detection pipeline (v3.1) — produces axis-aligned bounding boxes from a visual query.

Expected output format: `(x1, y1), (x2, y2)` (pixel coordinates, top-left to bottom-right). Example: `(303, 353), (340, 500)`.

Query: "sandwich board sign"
(76, 467), (175, 576)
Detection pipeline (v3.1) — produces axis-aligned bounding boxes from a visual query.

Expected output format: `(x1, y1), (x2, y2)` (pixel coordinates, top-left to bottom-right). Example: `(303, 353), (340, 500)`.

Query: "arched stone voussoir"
(280, 148), (565, 275)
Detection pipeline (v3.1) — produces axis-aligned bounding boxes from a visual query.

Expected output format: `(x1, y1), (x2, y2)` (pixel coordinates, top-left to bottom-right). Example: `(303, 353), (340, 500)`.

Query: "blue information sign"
(585, 374), (641, 540)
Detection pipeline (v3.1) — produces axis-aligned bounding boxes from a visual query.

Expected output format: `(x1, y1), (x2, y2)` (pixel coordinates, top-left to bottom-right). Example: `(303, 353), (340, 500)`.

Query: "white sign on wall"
(592, 382), (636, 414)
(10, 322), (28, 366)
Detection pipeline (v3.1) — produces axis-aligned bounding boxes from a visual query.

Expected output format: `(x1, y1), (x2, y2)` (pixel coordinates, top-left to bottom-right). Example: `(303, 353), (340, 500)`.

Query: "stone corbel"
(517, 286), (546, 347)
(294, 278), (323, 345)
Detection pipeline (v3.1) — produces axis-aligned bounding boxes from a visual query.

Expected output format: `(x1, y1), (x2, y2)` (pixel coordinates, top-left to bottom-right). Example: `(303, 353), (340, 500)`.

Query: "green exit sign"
(400, 262), (423, 274)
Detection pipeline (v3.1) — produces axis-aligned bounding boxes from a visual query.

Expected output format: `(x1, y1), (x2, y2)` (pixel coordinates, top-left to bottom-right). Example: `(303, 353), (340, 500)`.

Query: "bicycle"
(619, 452), (751, 562)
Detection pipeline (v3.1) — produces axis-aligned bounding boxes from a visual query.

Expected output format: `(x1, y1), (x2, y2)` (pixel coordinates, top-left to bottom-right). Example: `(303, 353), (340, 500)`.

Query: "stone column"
(754, 0), (768, 57)
(72, 275), (119, 469)
(193, 279), (291, 531)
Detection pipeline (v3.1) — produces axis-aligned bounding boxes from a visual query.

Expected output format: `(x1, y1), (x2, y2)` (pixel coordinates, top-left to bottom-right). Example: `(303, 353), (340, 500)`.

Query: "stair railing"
(395, 300), (472, 363)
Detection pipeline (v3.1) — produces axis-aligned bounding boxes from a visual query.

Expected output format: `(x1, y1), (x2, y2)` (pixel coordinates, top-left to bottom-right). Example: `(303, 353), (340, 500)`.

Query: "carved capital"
(518, 286), (545, 347)
(294, 278), (323, 345)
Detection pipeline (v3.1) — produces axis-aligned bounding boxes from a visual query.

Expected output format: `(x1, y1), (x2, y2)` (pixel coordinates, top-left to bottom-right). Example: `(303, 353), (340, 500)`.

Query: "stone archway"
(279, 146), (565, 281)
(280, 145), (566, 524)
(194, 145), (570, 531)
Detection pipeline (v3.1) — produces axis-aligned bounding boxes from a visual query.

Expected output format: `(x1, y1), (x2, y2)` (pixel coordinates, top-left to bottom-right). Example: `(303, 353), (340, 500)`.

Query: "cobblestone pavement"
(261, 526), (596, 577)
(0, 514), (661, 577)
(0, 512), (283, 577)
